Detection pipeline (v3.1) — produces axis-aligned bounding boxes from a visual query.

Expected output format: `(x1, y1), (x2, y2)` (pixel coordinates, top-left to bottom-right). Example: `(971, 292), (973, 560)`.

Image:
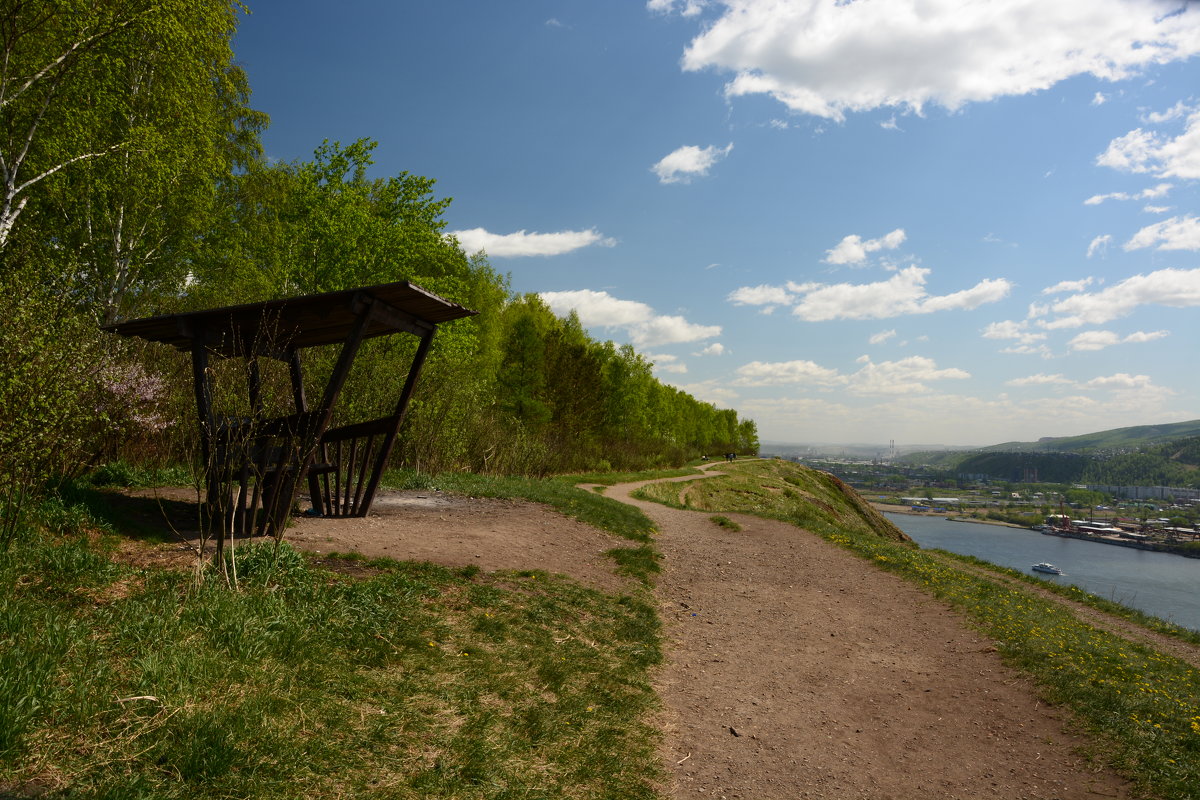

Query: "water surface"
(885, 512), (1200, 633)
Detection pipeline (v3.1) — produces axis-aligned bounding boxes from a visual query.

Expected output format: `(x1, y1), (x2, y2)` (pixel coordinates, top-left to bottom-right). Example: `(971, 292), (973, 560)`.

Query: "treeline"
(0, 2), (756, 523)
(956, 451), (1089, 484)
(952, 439), (1200, 489)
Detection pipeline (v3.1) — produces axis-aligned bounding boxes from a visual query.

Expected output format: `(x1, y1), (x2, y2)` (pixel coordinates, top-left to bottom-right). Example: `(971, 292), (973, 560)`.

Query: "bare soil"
(112, 471), (1141, 798)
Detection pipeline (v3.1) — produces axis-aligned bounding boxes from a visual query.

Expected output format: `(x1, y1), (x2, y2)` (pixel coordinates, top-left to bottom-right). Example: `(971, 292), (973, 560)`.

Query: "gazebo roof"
(104, 281), (476, 358)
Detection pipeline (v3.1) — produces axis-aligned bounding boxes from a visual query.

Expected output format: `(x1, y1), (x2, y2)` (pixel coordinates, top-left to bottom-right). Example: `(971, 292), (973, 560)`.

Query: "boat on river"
(1032, 562), (1064, 575)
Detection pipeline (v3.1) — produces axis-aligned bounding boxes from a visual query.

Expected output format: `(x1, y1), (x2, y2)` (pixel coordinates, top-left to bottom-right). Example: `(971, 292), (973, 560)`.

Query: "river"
(884, 512), (1200, 633)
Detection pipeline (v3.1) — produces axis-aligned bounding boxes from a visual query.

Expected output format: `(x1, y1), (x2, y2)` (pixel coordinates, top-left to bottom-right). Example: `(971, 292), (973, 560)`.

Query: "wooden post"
(359, 326), (436, 513)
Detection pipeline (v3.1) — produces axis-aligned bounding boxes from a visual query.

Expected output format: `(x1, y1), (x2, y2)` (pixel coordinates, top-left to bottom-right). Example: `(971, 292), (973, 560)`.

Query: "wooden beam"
(359, 327), (437, 513)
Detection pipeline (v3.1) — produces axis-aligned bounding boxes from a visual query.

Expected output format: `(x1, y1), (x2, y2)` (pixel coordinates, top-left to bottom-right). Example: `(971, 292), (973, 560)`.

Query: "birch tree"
(0, 0), (264, 323)
(0, 0), (150, 251)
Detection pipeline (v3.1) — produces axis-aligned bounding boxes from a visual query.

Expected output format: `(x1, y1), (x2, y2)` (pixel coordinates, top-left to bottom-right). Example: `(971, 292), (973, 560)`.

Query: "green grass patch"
(635, 459), (908, 543)
(0, 532), (664, 799)
(554, 466), (702, 487)
(383, 469), (657, 544)
(709, 516), (741, 532)
(936, 550), (1200, 648)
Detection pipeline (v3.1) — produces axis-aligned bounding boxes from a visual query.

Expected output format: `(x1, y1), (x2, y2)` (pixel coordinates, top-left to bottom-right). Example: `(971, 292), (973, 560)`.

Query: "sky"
(232, 0), (1200, 448)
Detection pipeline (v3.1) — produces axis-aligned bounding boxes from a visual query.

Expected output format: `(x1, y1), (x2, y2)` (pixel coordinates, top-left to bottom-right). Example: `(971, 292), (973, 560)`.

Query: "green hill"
(982, 419), (1200, 454)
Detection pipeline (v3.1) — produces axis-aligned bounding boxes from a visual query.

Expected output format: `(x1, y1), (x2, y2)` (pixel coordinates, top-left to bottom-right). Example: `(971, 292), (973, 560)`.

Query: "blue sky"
(233, 0), (1200, 447)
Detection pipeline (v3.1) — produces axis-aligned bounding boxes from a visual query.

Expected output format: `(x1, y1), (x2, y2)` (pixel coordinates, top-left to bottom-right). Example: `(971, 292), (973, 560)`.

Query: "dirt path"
(606, 471), (1135, 800)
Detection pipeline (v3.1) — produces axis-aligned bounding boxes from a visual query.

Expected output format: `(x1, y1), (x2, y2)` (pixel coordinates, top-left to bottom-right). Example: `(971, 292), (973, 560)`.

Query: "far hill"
(981, 419), (1200, 454)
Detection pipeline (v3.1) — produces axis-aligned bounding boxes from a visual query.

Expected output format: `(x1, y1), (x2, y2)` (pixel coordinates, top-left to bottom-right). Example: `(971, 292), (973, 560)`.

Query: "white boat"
(1031, 562), (1064, 575)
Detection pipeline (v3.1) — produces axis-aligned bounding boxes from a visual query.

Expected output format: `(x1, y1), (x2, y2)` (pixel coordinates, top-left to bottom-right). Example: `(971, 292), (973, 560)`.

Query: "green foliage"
(0, 276), (109, 547)
(89, 461), (192, 488)
(956, 451), (1088, 483)
(709, 515), (742, 531)
(0, 6), (760, 511)
(220, 540), (309, 588)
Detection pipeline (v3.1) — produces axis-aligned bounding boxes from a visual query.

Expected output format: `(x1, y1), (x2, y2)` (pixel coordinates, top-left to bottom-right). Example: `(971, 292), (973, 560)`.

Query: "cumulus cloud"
(1097, 105), (1200, 179)
(869, 329), (897, 345)
(647, 0), (707, 16)
(696, 342), (726, 356)
(982, 320), (1047, 346)
(1068, 329), (1169, 351)
(1039, 267), (1200, 328)
(1006, 373), (1074, 387)
(648, 353), (688, 374)
(1006, 372), (1169, 393)
(784, 267), (1011, 321)
(662, 0), (1200, 121)
(1086, 235), (1112, 259)
(847, 355), (970, 396)
(1085, 373), (1162, 391)
(451, 227), (615, 257)
(1083, 182), (1173, 205)
(824, 228), (906, 266)
(1042, 277), (1095, 295)
(733, 354), (969, 395)
(652, 143), (734, 184)
(727, 284), (794, 307)
(1124, 215), (1200, 251)
(539, 289), (721, 348)
(728, 268), (1011, 321)
(734, 359), (844, 387)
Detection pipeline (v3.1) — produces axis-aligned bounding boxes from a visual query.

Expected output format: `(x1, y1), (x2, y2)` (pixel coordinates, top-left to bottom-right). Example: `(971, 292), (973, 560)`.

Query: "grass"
(636, 459), (1200, 800)
(0, 479), (666, 799)
(634, 458), (908, 543)
(383, 469), (657, 546)
(708, 515), (741, 532)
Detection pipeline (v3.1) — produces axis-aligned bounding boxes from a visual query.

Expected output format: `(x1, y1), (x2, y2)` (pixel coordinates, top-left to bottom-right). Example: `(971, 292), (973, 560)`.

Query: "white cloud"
(1143, 204), (1172, 214)
(733, 354), (968, 396)
(1083, 182), (1173, 205)
(786, 266), (1010, 321)
(727, 284), (794, 306)
(1068, 329), (1170, 351)
(1086, 234), (1112, 259)
(982, 319), (1047, 345)
(824, 228), (906, 265)
(665, 0), (1200, 121)
(1098, 106), (1200, 179)
(1124, 215), (1200, 251)
(1067, 330), (1122, 351)
(1000, 343), (1053, 358)
(1042, 267), (1200, 328)
(540, 288), (721, 347)
(696, 342), (726, 356)
(652, 143), (734, 184)
(1124, 329), (1170, 344)
(647, 0), (707, 17)
(451, 227), (615, 257)
(734, 359), (844, 387)
(869, 329), (897, 345)
(630, 315), (722, 347)
(1092, 92), (1108, 106)
(846, 355), (970, 396)
(1006, 373), (1073, 387)
(1042, 277), (1095, 295)
(1085, 373), (1162, 391)
(648, 353), (688, 374)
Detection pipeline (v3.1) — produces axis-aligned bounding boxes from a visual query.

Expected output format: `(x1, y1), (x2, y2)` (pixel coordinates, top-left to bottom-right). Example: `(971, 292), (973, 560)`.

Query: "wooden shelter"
(104, 281), (476, 543)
